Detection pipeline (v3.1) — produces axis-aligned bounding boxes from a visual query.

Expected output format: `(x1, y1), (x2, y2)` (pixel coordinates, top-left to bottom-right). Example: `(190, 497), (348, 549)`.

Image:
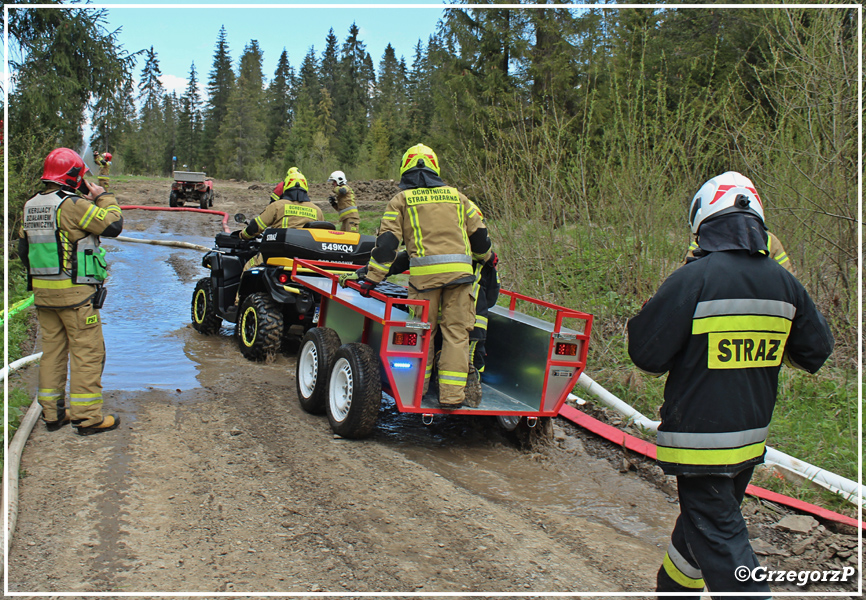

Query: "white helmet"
(688, 171), (765, 235)
(327, 170), (347, 186)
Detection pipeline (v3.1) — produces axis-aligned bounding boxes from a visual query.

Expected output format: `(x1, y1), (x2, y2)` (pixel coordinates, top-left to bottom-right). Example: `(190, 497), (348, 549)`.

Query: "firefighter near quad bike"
(190, 215), (376, 361)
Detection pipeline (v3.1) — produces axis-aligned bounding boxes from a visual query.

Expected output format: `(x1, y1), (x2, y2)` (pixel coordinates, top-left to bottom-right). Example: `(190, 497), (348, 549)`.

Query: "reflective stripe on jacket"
(242, 199), (325, 239)
(368, 186), (489, 291)
(627, 250), (833, 475)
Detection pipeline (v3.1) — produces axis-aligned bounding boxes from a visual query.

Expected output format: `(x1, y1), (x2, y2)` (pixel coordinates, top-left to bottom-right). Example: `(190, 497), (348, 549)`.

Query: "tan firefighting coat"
(241, 198), (324, 240)
(366, 186), (491, 292)
(333, 184), (359, 231)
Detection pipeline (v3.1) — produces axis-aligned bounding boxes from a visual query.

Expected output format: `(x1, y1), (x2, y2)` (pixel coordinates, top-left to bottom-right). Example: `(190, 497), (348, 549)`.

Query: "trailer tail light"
(555, 342), (578, 356)
(277, 272), (290, 284)
(392, 332), (418, 346)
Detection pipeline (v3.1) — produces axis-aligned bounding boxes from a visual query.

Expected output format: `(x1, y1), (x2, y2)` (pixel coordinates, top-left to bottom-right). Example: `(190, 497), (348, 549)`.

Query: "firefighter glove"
(338, 272), (359, 288)
(487, 252), (499, 268)
(358, 279), (378, 297)
(328, 195), (338, 208)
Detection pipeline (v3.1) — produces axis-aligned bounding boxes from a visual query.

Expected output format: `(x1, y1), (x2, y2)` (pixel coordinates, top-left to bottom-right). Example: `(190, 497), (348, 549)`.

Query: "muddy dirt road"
(7, 178), (859, 596)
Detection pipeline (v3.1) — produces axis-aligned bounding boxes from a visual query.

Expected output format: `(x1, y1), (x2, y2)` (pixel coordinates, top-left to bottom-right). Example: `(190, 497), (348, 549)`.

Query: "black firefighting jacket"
(628, 249), (834, 476)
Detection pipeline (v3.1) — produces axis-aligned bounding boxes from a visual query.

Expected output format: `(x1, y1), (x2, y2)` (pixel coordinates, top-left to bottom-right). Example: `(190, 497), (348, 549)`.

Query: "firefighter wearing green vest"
(18, 148), (124, 435)
(628, 171), (834, 598)
(358, 144), (492, 409)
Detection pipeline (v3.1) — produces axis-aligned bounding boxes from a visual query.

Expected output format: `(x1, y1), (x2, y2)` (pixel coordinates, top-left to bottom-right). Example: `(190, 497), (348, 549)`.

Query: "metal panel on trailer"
(482, 305), (582, 413)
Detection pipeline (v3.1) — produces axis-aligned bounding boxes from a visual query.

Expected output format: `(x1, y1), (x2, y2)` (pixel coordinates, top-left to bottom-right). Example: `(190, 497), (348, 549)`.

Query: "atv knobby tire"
(327, 343), (382, 439)
(296, 327), (341, 415)
(237, 292), (283, 361)
(169, 191), (179, 207)
(191, 278), (222, 335)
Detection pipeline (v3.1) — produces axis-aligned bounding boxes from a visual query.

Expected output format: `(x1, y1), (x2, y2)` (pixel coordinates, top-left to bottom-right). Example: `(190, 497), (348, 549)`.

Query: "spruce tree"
(216, 40), (268, 179)
(137, 46), (167, 174)
(267, 49), (295, 156)
(203, 25), (236, 172)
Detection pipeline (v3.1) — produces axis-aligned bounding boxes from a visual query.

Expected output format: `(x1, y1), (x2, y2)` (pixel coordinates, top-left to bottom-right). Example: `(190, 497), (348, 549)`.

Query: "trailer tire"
(498, 416), (553, 450)
(511, 416), (553, 451)
(326, 343), (381, 439)
(191, 278), (222, 335)
(237, 292), (283, 361)
(296, 327), (341, 415)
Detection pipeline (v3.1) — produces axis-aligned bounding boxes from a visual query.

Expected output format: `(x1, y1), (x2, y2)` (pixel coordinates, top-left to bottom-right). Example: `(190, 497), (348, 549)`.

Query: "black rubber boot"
(73, 415), (121, 436)
(44, 409), (71, 432)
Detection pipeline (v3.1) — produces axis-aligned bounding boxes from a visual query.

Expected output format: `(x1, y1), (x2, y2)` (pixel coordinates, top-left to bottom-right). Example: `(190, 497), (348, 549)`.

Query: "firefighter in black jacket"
(627, 171), (834, 598)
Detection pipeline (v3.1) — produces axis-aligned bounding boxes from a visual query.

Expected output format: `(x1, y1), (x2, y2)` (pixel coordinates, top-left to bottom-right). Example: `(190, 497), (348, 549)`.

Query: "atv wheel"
(208, 190), (214, 207)
(296, 327), (341, 414)
(191, 278), (222, 335)
(237, 292), (283, 361)
(326, 343), (381, 439)
(169, 191), (178, 207)
(199, 193), (208, 209)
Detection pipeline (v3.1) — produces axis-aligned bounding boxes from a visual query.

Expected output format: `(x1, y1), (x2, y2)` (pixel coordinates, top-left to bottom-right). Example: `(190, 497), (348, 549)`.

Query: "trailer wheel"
(191, 278), (222, 335)
(326, 343), (381, 439)
(513, 416), (553, 450)
(498, 416), (553, 450)
(169, 191), (178, 207)
(296, 327), (341, 415)
(237, 292), (283, 361)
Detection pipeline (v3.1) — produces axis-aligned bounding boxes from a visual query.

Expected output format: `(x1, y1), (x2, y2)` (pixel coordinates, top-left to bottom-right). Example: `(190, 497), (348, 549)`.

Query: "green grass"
(3, 262), (38, 457)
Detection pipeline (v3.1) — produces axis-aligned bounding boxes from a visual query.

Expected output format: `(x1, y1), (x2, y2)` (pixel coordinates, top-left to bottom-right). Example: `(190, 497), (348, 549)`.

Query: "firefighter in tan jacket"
(360, 144), (492, 408)
(327, 170), (360, 233)
(93, 151), (111, 189)
(239, 167), (324, 270)
(18, 148), (124, 435)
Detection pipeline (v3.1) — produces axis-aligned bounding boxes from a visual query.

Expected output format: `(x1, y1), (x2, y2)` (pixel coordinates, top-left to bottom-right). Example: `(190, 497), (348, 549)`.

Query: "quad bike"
(191, 215), (376, 361)
(171, 171), (214, 209)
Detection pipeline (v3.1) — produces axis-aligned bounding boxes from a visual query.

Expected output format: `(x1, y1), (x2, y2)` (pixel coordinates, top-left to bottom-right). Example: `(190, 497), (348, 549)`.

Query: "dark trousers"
(657, 467), (771, 600)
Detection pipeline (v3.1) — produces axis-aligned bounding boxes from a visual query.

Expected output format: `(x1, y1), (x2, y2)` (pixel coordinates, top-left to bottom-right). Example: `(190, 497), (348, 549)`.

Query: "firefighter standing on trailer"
(627, 171), (834, 598)
(18, 148), (124, 436)
(238, 167), (324, 271)
(327, 170), (360, 233)
(359, 144), (492, 409)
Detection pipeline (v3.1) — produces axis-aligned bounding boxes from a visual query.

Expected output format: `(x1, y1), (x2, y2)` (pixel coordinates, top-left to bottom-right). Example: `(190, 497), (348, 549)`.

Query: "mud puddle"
(100, 211), (218, 392)
(373, 403), (672, 547)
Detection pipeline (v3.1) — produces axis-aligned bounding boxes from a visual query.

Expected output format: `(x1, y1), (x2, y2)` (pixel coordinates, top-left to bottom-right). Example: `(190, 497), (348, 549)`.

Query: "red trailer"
(291, 259), (593, 443)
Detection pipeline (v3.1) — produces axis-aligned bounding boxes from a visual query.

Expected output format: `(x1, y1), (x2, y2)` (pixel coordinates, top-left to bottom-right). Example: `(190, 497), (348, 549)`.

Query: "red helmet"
(104, 152), (112, 161)
(42, 148), (89, 189)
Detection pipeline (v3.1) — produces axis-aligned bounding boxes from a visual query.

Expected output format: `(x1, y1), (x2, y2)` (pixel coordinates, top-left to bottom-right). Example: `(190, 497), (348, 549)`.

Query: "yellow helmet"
(284, 167), (308, 192)
(400, 144), (440, 176)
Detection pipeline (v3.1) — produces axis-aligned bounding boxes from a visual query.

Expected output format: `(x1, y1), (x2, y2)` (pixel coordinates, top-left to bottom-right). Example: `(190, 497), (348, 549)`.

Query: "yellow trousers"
(411, 283), (475, 404)
(37, 303), (106, 427)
